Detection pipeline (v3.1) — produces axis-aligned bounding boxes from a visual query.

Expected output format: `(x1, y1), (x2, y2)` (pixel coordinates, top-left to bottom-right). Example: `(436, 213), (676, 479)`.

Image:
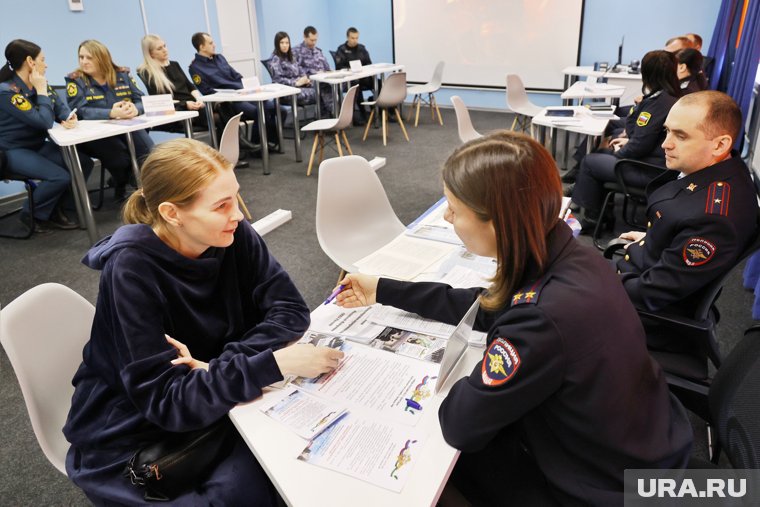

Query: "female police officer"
(0, 39), (90, 232)
(335, 131), (692, 505)
(66, 39), (153, 201)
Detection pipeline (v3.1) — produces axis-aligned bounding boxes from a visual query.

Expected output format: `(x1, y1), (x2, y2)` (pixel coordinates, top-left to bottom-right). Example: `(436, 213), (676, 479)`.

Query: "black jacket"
(377, 222), (692, 506)
(618, 154), (759, 314)
(334, 42), (372, 70)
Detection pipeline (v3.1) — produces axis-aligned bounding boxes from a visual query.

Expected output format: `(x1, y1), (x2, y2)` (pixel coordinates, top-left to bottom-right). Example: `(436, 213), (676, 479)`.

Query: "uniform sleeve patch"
(10, 94), (31, 111)
(67, 82), (77, 97)
(192, 74), (201, 85)
(683, 237), (716, 266)
(481, 338), (521, 386)
(636, 111), (651, 126)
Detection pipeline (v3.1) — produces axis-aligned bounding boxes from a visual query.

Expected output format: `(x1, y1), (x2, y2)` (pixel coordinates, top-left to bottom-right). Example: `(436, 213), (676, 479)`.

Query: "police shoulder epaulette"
(67, 70), (82, 80)
(705, 181), (731, 217)
(510, 275), (551, 307)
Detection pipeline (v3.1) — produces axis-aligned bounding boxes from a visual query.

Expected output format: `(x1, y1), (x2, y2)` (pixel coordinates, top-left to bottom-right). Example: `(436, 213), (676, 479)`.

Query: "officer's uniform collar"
(196, 53), (215, 63)
(518, 221), (574, 285)
(10, 74), (33, 95)
(648, 151), (743, 201)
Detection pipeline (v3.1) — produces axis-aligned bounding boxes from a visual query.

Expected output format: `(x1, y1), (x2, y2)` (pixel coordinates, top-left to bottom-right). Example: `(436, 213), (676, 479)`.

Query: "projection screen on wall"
(392, 0), (584, 90)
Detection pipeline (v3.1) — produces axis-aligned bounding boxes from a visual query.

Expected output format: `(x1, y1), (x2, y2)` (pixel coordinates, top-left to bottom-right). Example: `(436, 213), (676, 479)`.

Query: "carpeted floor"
(0, 106), (754, 505)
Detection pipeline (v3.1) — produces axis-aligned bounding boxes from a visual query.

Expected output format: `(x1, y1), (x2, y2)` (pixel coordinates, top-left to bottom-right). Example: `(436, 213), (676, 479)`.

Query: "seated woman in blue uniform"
(63, 138), (344, 505)
(675, 48), (708, 95)
(137, 34), (207, 132)
(66, 39), (154, 201)
(268, 31), (333, 115)
(334, 131), (692, 506)
(0, 39), (91, 233)
(570, 50), (681, 229)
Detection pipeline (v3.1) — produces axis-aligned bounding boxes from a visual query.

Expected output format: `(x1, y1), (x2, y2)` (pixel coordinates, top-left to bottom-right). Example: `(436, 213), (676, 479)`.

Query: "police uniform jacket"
(618, 154), (759, 313)
(65, 70), (145, 120)
(377, 221), (692, 506)
(189, 53), (242, 96)
(334, 42), (371, 70)
(615, 90), (678, 161)
(0, 75), (71, 150)
(293, 42), (330, 75)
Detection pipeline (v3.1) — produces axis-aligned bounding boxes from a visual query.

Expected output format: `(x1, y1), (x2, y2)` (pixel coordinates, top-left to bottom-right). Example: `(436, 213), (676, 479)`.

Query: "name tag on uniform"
(142, 94), (176, 116)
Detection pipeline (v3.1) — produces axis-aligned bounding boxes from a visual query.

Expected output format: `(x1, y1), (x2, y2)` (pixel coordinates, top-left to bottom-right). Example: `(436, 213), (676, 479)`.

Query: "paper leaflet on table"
(354, 234), (453, 281)
(366, 327), (447, 363)
(296, 413), (426, 493)
(259, 387), (347, 440)
(404, 197), (463, 246)
(292, 339), (440, 426)
(368, 304), (486, 347)
(307, 303), (385, 344)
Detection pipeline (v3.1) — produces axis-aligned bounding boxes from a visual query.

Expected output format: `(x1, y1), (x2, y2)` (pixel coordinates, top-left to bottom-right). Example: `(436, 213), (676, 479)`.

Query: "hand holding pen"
(327, 274), (379, 308)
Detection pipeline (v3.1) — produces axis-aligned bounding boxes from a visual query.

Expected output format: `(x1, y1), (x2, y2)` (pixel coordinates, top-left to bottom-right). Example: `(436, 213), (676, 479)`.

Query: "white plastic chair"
(506, 74), (543, 134)
(406, 61), (445, 127)
(362, 72), (410, 146)
(219, 113), (253, 220)
(451, 96), (483, 143)
(0, 283), (95, 475)
(316, 155), (405, 274)
(301, 85), (359, 177)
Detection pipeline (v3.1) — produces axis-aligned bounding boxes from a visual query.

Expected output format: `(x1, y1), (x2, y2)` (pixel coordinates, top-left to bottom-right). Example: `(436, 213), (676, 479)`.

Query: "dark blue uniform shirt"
(188, 53), (242, 96)
(616, 90), (679, 161)
(0, 75), (71, 150)
(64, 70), (145, 120)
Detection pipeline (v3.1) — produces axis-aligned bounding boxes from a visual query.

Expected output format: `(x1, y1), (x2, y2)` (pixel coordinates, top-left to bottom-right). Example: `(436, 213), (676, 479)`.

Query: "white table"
(532, 106), (616, 165)
(229, 226), (486, 506)
(310, 63), (404, 121)
(48, 110), (198, 243)
(562, 66), (642, 107)
(199, 84), (302, 175)
(561, 81), (625, 106)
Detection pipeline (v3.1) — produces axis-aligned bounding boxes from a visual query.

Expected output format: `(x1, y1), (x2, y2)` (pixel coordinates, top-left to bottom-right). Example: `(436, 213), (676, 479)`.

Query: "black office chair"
(0, 149), (36, 239)
(605, 232), (760, 423)
(329, 50), (341, 70)
(592, 158), (671, 249)
(687, 324), (760, 467)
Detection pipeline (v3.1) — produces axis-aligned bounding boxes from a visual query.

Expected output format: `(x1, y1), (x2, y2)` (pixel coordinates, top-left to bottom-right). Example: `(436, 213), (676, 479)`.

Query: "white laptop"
(434, 299), (480, 394)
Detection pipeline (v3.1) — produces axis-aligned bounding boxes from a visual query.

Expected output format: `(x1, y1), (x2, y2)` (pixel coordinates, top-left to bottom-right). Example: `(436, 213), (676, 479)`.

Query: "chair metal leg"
(341, 130), (353, 155)
(592, 191), (615, 250)
(362, 108), (375, 141)
(382, 109), (387, 146)
(334, 132), (343, 156)
(306, 133), (319, 176)
(395, 108), (410, 141)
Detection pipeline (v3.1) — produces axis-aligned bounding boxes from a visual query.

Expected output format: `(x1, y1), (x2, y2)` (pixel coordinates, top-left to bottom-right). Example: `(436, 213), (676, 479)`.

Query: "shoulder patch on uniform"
(66, 82), (77, 97)
(481, 338), (521, 387)
(511, 276), (550, 306)
(683, 237), (716, 266)
(10, 94), (31, 111)
(636, 111), (651, 126)
(705, 181), (731, 216)
(192, 74), (201, 85)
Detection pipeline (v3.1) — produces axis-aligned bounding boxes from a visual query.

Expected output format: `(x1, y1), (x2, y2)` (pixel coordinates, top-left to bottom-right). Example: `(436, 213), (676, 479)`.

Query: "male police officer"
(335, 27), (374, 124)
(292, 26), (334, 114)
(617, 91), (759, 319)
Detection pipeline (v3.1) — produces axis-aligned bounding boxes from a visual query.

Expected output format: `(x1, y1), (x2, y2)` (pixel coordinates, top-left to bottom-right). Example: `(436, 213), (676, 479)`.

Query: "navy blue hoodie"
(64, 222), (309, 455)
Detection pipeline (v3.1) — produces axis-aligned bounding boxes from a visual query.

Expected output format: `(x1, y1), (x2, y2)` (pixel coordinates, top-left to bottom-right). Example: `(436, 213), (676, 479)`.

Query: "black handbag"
(123, 418), (235, 502)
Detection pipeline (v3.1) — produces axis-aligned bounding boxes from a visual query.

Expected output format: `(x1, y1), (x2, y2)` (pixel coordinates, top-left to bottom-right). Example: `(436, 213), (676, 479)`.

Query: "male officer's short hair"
(304, 26), (317, 37)
(346, 27), (359, 38)
(191, 32), (209, 52)
(680, 91), (742, 142)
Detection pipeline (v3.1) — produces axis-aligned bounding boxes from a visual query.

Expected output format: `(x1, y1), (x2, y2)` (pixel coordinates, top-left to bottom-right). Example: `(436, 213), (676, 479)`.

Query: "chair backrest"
(333, 85), (359, 131)
(451, 96), (482, 143)
(219, 112), (244, 166)
(505, 74), (542, 117)
(709, 324), (760, 468)
(429, 61), (445, 89)
(376, 72), (407, 108)
(260, 58), (274, 80)
(0, 283), (95, 474)
(329, 50), (341, 69)
(316, 156), (405, 272)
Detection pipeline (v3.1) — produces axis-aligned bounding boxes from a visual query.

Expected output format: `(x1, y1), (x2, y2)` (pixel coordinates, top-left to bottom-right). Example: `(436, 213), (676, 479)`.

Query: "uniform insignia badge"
(636, 111), (651, 126)
(10, 93), (31, 111)
(510, 276), (550, 306)
(481, 338), (521, 386)
(67, 82), (77, 97)
(686, 183), (697, 191)
(192, 74), (201, 85)
(683, 237), (716, 266)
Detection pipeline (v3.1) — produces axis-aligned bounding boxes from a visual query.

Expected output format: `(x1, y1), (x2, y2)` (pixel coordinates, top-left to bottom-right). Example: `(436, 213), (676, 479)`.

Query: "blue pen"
(323, 284), (346, 305)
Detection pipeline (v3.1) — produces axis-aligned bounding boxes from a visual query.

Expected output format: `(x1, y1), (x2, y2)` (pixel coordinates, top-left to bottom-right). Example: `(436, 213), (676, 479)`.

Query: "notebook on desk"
(434, 299), (480, 394)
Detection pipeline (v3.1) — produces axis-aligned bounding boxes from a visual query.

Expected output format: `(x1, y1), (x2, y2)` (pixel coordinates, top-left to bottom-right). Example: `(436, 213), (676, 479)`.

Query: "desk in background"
(562, 66), (643, 107)
(199, 84), (302, 175)
(48, 110), (198, 243)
